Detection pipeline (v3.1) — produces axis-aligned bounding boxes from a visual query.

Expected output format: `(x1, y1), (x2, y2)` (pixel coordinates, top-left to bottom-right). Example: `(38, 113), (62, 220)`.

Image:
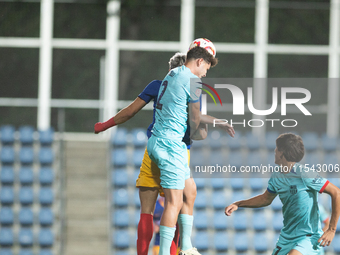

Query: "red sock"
(137, 213), (154, 255)
(170, 223), (180, 255)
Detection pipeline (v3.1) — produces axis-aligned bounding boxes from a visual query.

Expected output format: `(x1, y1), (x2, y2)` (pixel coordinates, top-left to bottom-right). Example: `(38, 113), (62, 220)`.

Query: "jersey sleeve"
(267, 175), (277, 194)
(301, 170), (329, 194)
(138, 80), (161, 104)
(189, 78), (202, 103)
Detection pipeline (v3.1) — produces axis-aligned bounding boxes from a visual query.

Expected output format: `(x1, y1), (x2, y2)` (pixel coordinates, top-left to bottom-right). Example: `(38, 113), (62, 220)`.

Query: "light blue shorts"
(147, 135), (190, 190)
(272, 235), (321, 255)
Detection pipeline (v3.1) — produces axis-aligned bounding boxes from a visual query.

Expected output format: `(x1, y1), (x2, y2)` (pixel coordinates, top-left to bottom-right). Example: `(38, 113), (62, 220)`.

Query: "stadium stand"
(0, 125), (60, 255)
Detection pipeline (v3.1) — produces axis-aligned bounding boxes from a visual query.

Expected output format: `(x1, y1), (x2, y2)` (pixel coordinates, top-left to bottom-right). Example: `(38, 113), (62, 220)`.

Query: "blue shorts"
(272, 235), (321, 255)
(147, 135), (190, 190)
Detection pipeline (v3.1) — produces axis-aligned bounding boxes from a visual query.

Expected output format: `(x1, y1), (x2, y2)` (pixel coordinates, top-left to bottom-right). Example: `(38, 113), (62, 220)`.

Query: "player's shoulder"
(147, 79), (162, 87)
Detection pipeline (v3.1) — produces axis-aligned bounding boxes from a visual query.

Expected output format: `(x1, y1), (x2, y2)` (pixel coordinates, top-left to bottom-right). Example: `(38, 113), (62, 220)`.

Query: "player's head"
(168, 52), (186, 70)
(275, 133), (305, 164)
(186, 47), (217, 78)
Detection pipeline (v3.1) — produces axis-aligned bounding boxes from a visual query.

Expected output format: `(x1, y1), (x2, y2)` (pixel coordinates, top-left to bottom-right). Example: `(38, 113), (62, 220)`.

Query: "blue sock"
(159, 225), (176, 255)
(178, 214), (193, 251)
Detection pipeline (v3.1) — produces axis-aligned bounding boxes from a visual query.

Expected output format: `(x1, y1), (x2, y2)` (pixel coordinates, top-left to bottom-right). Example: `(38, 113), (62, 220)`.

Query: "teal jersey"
(151, 65), (201, 140)
(267, 163), (330, 240)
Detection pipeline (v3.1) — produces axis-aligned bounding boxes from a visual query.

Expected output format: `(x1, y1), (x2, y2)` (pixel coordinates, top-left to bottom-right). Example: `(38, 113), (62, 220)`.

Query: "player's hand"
(217, 122), (235, 138)
(225, 203), (238, 216)
(318, 229), (336, 247)
(94, 122), (104, 134)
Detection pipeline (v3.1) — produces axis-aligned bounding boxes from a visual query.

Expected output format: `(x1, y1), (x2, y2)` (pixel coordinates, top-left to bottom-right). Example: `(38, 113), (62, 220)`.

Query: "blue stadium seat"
(39, 250), (53, 255)
(0, 166), (14, 185)
(228, 151), (243, 170)
(249, 178), (265, 191)
(193, 211), (208, 230)
(195, 178), (207, 190)
(38, 148), (54, 165)
(210, 178), (226, 190)
(253, 232), (268, 252)
(247, 151), (263, 168)
(19, 228), (34, 247)
(134, 189), (140, 208)
(211, 190), (227, 210)
(193, 231), (209, 251)
(111, 128), (128, 147)
(271, 196), (282, 211)
(131, 128), (147, 147)
(19, 167), (34, 185)
(230, 178), (244, 190)
(39, 229), (54, 247)
(252, 211), (267, 231)
(113, 209), (130, 228)
(19, 126), (34, 145)
(302, 132), (318, 151)
(19, 187), (34, 205)
(19, 147), (34, 165)
(209, 150), (225, 166)
(233, 211), (247, 231)
(112, 189), (129, 207)
(209, 130), (223, 150)
(0, 228), (14, 246)
(111, 149), (128, 167)
(194, 192), (207, 209)
(18, 250), (34, 255)
(265, 131), (279, 151)
(113, 230), (130, 248)
(134, 211), (140, 227)
(214, 233), (228, 251)
(39, 128), (54, 146)
(272, 212), (284, 232)
(39, 188), (54, 206)
(245, 132), (260, 150)
(213, 211), (228, 230)
(226, 132), (242, 150)
(1, 146), (15, 165)
(266, 152), (275, 165)
(234, 232), (248, 252)
(133, 148), (145, 167)
(39, 167), (54, 185)
(0, 249), (13, 255)
(39, 208), (54, 226)
(321, 133), (338, 152)
(131, 169), (140, 186)
(19, 208), (34, 226)
(191, 150), (206, 168)
(303, 151), (321, 167)
(323, 153), (338, 167)
(1, 125), (15, 145)
(112, 169), (128, 187)
(0, 207), (14, 225)
(0, 187), (14, 205)
(231, 191), (246, 203)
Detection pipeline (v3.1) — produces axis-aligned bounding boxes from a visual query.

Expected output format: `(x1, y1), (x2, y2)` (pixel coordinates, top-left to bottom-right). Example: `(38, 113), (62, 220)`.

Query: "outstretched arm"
(225, 190), (276, 216)
(318, 182), (340, 246)
(191, 123), (208, 140)
(189, 101), (201, 138)
(200, 114), (235, 138)
(94, 97), (147, 133)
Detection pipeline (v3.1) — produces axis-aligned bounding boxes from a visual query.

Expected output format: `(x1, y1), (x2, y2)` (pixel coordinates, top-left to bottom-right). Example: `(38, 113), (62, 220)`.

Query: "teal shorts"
(272, 235), (321, 255)
(147, 135), (190, 190)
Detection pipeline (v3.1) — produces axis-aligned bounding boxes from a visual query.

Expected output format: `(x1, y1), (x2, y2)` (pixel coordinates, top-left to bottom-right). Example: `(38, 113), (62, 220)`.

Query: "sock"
(159, 225), (176, 255)
(137, 213), (154, 255)
(94, 117), (116, 133)
(170, 223), (180, 255)
(178, 214), (193, 251)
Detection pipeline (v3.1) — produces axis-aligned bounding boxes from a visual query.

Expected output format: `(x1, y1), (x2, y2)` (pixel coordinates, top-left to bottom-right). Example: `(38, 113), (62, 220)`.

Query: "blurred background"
(0, 0), (340, 255)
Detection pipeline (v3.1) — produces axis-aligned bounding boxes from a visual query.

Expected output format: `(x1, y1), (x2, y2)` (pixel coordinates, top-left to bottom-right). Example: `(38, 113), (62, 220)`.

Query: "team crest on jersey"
(312, 174), (323, 184)
(290, 185), (297, 195)
(195, 88), (201, 98)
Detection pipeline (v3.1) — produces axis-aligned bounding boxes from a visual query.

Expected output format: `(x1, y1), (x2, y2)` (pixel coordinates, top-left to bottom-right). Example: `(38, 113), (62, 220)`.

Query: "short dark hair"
(169, 52), (186, 69)
(186, 46), (218, 67)
(276, 133), (305, 162)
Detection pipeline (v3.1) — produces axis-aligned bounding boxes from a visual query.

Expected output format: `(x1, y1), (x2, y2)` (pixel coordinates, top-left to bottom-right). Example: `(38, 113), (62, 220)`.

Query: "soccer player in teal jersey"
(147, 45), (219, 255)
(225, 133), (340, 255)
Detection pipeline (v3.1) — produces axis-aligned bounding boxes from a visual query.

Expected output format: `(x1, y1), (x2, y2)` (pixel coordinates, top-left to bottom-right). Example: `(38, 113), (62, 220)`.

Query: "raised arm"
(318, 182), (340, 246)
(200, 114), (235, 138)
(189, 101), (201, 138)
(225, 190), (277, 216)
(94, 97), (147, 133)
(191, 123), (208, 140)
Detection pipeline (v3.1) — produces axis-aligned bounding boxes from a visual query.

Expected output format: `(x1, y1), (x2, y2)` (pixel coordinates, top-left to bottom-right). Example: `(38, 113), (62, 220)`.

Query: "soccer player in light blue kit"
(147, 42), (218, 255)
(225, 133), (340, 255)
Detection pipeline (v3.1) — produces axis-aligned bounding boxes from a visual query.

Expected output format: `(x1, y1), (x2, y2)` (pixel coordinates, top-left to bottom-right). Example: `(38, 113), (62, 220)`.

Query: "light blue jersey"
(151, 65), (201, 141)
(267, 163), (329, 241)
